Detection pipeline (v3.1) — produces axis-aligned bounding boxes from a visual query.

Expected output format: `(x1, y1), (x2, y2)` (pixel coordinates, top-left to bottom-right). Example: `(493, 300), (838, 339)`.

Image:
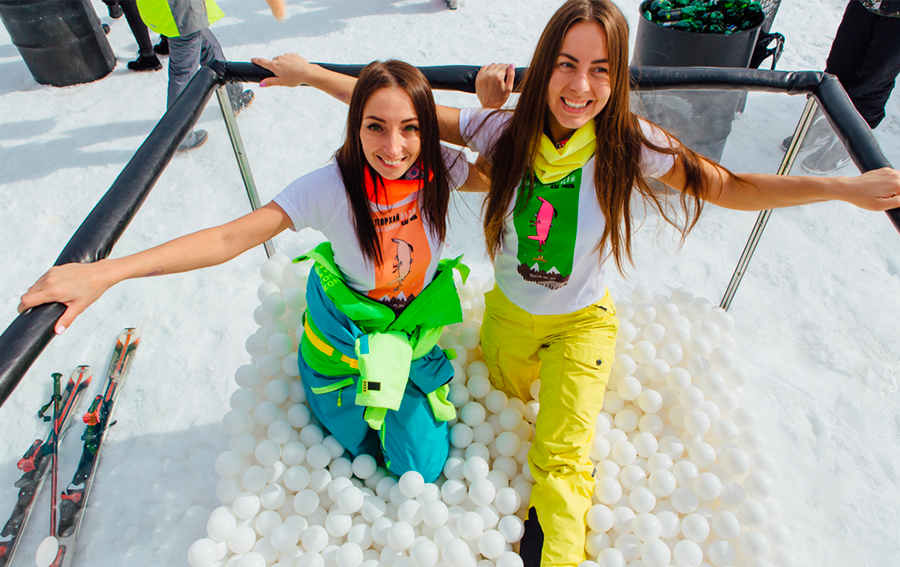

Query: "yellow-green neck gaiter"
(533, 120), (597, 184)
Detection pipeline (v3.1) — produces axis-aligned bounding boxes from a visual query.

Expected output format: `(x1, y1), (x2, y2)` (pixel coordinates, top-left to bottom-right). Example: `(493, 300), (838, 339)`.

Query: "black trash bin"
(0, 0), (116, 87)
(631, 0), (765, 161)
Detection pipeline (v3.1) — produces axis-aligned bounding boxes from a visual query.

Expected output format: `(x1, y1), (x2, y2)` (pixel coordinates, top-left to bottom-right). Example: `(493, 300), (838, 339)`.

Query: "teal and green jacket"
(297, 243), (468, 430)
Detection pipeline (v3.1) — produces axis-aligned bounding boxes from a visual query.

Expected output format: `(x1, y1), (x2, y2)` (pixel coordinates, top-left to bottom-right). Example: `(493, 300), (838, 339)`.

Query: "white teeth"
(382, 158), (402, 166)
(563, 99), (588, 109)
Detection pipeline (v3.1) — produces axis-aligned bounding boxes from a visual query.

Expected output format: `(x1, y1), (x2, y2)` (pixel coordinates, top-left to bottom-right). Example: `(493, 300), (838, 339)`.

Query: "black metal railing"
(0, 62), (896, 409)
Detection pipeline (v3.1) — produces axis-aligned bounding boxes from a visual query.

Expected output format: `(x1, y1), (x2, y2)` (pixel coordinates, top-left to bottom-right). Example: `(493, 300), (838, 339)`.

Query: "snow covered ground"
(1, 0), (899, 566)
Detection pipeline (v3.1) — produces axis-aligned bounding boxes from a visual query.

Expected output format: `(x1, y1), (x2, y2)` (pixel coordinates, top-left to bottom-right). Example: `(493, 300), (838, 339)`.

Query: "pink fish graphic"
(528, 197), (555, 262)
(388, 238), (413, 290)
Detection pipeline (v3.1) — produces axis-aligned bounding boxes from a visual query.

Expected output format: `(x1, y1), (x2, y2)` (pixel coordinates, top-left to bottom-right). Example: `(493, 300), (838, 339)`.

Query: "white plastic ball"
(398, 471), (425, 499)
(670, 487), (699, 515)
(326, 510), (353, 538)
(692, 472), (722, 501)
(707, 540), (737, 567)
(260, 483), (286, 510)
(460, 402), (487, 427)
(423, 500), (450, 528)
(631, 513), (661, 542)
(639, 539), (670, 567)
(744, 472), (774, 500)
(450, 424), (474, 449)
(647, 470), (676, 497)
(596, 548), (625, 567)
(586, 505), (614, 533)
(595, 477), (622, 505)
(628, 486), (656, 514)
(467, 375), (492, 399)
(410, 539), (440, 567)
(688, 443), (716, 469)
(441, 479), (468, 506)
(656, 510), (680, 539)
(468, 479), (497, 507)
(740, 531), (771, 559)
(336, 542), (364, 567)
(498, 515), (524, 543)
(306, 444), (332, 469)
(456, 511), (485, 541)
(441, 538), (470, 567)
(631, 341), (657, 365)
(228, 525), (257, 554)
(494, 487), (521, 515)
(215, 451), (243, 480)
(287, 404), (312, 429)
(680, 513), (710, 542)
(233, 491), (262, 519)
(207, 507), (238, 542)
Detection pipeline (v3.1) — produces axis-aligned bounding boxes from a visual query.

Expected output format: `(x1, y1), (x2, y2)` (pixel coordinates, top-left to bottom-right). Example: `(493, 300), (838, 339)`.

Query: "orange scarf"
(364, 166), (432, 206)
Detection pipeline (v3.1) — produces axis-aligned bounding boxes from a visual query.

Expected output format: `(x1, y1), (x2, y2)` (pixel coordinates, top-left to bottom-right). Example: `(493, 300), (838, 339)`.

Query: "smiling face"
(545, 20), (612, 143)
(359, 87), (421, 180)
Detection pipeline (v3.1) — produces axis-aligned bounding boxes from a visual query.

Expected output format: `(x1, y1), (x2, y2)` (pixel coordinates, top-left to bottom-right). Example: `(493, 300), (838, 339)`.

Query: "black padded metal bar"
(1, 62), (898, 410)
(0, 66), (222, 408)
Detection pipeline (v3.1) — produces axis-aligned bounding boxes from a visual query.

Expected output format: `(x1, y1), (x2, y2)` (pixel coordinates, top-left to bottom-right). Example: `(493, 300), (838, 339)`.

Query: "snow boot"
(801, 137), (852, 175)
(780, 112), (833, 152)
(177, 130), (209, 152)
(106, 3), (124, 18)
(127, 54), (162, 72)
(154, 36), (169, 56)
(231, 90), (255, 116)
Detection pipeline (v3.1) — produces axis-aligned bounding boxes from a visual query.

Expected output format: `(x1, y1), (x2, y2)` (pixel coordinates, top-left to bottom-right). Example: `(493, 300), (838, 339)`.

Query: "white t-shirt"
(273, 146), (468, 311)
(459, 108), (675, 315)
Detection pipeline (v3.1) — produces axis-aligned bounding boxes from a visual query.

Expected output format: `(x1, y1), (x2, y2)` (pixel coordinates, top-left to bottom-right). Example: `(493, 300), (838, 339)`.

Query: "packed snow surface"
(1, 0), (899, 566)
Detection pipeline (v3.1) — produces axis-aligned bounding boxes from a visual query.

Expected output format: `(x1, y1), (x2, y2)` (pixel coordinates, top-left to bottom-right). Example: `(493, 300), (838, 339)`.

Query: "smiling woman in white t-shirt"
(19, 60), (488, 482)
(257, 17), (900, 563)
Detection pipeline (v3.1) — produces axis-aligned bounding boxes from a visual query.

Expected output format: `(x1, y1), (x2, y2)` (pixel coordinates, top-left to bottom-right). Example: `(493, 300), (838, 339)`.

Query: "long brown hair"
(482, 0), (714, 275)
(335, 60), (450, 266)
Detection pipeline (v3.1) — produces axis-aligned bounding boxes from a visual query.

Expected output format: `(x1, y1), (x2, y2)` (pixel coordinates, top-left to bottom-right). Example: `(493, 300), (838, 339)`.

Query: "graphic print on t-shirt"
(513, 169), (582, 290)
(367, 198), (431, 311)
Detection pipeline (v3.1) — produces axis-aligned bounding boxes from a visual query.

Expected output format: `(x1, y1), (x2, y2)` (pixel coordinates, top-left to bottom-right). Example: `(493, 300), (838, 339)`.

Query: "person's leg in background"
(119, 0), (162, 72)
(803, 1), (900, 174)
(166, 31), (208, 150)
(103, 0), (124, 19)
(198, 28), (254, 114)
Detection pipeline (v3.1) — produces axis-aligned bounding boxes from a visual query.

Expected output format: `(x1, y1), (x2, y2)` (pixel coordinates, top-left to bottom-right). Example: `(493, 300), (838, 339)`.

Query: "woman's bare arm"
(19, 202), (294, 333)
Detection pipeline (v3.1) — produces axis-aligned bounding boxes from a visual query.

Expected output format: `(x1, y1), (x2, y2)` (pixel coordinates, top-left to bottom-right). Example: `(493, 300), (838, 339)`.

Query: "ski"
(41, 328), (139, 567)
(0, 366), (91, 567)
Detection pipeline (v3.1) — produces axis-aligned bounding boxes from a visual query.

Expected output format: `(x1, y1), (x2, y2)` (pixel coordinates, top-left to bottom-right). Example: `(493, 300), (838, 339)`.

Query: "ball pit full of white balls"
(188, 258), (790, 567)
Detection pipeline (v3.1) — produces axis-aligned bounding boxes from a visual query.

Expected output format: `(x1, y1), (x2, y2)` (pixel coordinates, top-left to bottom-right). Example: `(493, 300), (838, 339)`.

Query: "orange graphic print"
(367, 199), (431, 311)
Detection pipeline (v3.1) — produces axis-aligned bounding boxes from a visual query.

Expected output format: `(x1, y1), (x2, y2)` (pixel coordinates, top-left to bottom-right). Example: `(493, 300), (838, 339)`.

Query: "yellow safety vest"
(136, 0), (225, 38)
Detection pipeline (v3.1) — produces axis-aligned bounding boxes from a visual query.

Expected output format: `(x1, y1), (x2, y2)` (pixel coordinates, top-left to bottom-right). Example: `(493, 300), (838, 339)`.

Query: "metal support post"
(719, 96), (820, 311)
(216, 85), (275, 258)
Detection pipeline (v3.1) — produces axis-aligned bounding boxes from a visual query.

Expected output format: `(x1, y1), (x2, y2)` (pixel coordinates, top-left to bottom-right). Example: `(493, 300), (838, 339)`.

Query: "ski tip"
(35, 536), (59, 567)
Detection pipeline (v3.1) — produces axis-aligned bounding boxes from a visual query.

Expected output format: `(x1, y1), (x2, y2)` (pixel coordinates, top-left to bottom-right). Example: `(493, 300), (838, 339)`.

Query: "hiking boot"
(154, 36), (169, 56)
(107, 3), (124, 18)
(127, 54), (162, 72)
(177, 130), (209, 152)
(231, 90), (255, 116)
(800, 138), (852, 175)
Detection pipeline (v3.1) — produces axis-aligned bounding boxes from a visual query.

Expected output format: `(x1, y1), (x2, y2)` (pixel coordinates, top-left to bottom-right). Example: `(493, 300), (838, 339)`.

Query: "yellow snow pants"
(480, 286), (618, 567)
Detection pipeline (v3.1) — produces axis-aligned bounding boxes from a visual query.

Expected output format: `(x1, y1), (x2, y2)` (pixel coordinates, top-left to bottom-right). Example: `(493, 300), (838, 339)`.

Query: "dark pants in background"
(166, 28), (242, 109)
(826, 0), (900, 129)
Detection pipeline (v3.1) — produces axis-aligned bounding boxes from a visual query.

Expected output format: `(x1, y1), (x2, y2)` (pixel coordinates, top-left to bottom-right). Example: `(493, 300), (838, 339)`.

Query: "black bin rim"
(637, 0), (765, 37)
